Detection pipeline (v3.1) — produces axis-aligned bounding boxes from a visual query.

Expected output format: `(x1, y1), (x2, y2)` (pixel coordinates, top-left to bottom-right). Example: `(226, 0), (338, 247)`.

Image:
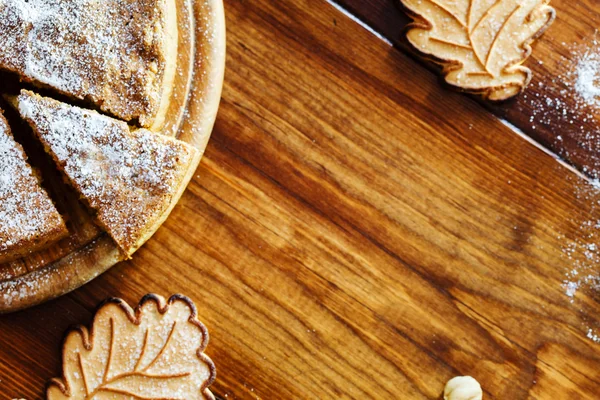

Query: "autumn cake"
(0, 110), (67, 263)
(0, 0), (178, 130)
(13, 90), (200, 258)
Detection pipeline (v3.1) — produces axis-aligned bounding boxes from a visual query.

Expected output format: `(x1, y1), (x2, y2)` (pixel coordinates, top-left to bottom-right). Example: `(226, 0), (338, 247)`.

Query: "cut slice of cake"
(13, 90), (200, 258)
(0, 109), (67, 263)
(0, 0), (177, 130)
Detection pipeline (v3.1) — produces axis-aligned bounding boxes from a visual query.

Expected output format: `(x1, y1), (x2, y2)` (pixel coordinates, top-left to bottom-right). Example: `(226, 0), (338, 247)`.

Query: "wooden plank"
(1, 0), (600, 399)
(336, 0), (600, 179)
(331, 0), (408, 40)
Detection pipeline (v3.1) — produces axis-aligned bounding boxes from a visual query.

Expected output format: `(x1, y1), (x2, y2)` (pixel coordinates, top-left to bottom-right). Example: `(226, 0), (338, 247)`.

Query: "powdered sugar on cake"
(0, 113), (65, 254)
(17, 91), (196, 254)
(0, 0), (169, 126)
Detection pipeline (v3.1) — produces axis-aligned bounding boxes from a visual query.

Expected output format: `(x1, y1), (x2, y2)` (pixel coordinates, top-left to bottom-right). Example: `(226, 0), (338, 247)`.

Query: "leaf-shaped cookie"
(47, 294), (216, 400)
(400, 0), (555, 100)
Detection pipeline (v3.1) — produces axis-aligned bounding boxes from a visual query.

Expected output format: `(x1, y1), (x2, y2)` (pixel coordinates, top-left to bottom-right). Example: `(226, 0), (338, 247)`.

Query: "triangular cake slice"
(0, 109), (67, 263)
(13, 90), (200, 258)
(0, 0), (177, 130)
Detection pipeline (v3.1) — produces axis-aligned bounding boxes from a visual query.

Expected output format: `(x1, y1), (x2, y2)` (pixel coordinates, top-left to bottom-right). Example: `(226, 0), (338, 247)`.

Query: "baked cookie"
(47, 294), (216, 400)
(0, 0), (177, 129)
(399, 0), (555, 100)
(13, 90), (200, 258)
(0, 109), (67, 263)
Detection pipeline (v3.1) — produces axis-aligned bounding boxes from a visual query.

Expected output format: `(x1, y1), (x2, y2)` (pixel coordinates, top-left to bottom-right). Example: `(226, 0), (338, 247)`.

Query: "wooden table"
(2, 0), (600, 398)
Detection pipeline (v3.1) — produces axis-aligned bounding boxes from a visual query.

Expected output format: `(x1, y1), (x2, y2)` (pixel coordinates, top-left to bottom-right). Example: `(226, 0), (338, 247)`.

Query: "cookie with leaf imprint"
(398, 0), (556, 100)
(46, 294), (216, 400)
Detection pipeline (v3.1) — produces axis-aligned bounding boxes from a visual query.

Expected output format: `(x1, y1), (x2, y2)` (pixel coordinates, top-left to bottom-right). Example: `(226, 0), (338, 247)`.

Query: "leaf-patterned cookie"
(400, 0), (556, 100)
(47, 294), (216, 400)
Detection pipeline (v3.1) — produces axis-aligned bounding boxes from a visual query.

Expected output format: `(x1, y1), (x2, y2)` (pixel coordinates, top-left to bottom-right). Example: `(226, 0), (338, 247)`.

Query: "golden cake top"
(16, 90), (198, 257)
(0, 110), (67, 260)
(0, 0), (175, 128)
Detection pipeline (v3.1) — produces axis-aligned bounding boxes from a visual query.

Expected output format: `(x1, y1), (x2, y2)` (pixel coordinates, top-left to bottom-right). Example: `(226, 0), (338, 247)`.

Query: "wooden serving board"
(2, 0), (600, 399)
(0, 0), (226, 312)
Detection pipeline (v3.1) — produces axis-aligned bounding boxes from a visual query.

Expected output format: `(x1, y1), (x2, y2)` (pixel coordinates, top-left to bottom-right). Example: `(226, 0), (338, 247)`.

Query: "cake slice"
(0, 0), (177, 130)
(0, 109), (67, 263)
(13, 90), (200, 258)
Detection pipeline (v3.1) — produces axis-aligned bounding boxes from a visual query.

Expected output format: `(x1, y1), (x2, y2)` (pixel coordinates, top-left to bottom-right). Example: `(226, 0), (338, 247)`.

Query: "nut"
(443, 376), (483, 400)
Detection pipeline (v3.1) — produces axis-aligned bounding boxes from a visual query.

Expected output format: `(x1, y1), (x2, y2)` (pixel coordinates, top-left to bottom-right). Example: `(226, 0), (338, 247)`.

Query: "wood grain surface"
(337, 0), (600, 180)
(1, 0), (600, 399)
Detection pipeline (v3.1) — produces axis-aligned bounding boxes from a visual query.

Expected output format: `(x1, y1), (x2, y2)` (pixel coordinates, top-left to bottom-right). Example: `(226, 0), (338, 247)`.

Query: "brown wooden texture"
(1, 0), (600, 399)
(336, 0), (600, 180)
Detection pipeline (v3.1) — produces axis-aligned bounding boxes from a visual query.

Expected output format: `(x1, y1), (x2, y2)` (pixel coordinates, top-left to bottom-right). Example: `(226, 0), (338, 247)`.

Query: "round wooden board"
(0, 0), (226, 313)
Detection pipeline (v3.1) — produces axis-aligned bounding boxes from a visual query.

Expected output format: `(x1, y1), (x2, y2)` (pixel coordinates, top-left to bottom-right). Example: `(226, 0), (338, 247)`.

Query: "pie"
(13, 90), (199, 257)
(0, 0), (203, 266)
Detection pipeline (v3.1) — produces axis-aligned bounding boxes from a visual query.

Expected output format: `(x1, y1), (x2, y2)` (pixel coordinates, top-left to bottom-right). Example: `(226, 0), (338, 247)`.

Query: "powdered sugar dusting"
(17, 91), (196, 254)
(574, 43), (600, 109)
(0, 260), (55, 306)
(0, 0), (169, 126)
(0, 112), (65, 256)
(558, 178), (600, 343)
(520, 40), (600, 342)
